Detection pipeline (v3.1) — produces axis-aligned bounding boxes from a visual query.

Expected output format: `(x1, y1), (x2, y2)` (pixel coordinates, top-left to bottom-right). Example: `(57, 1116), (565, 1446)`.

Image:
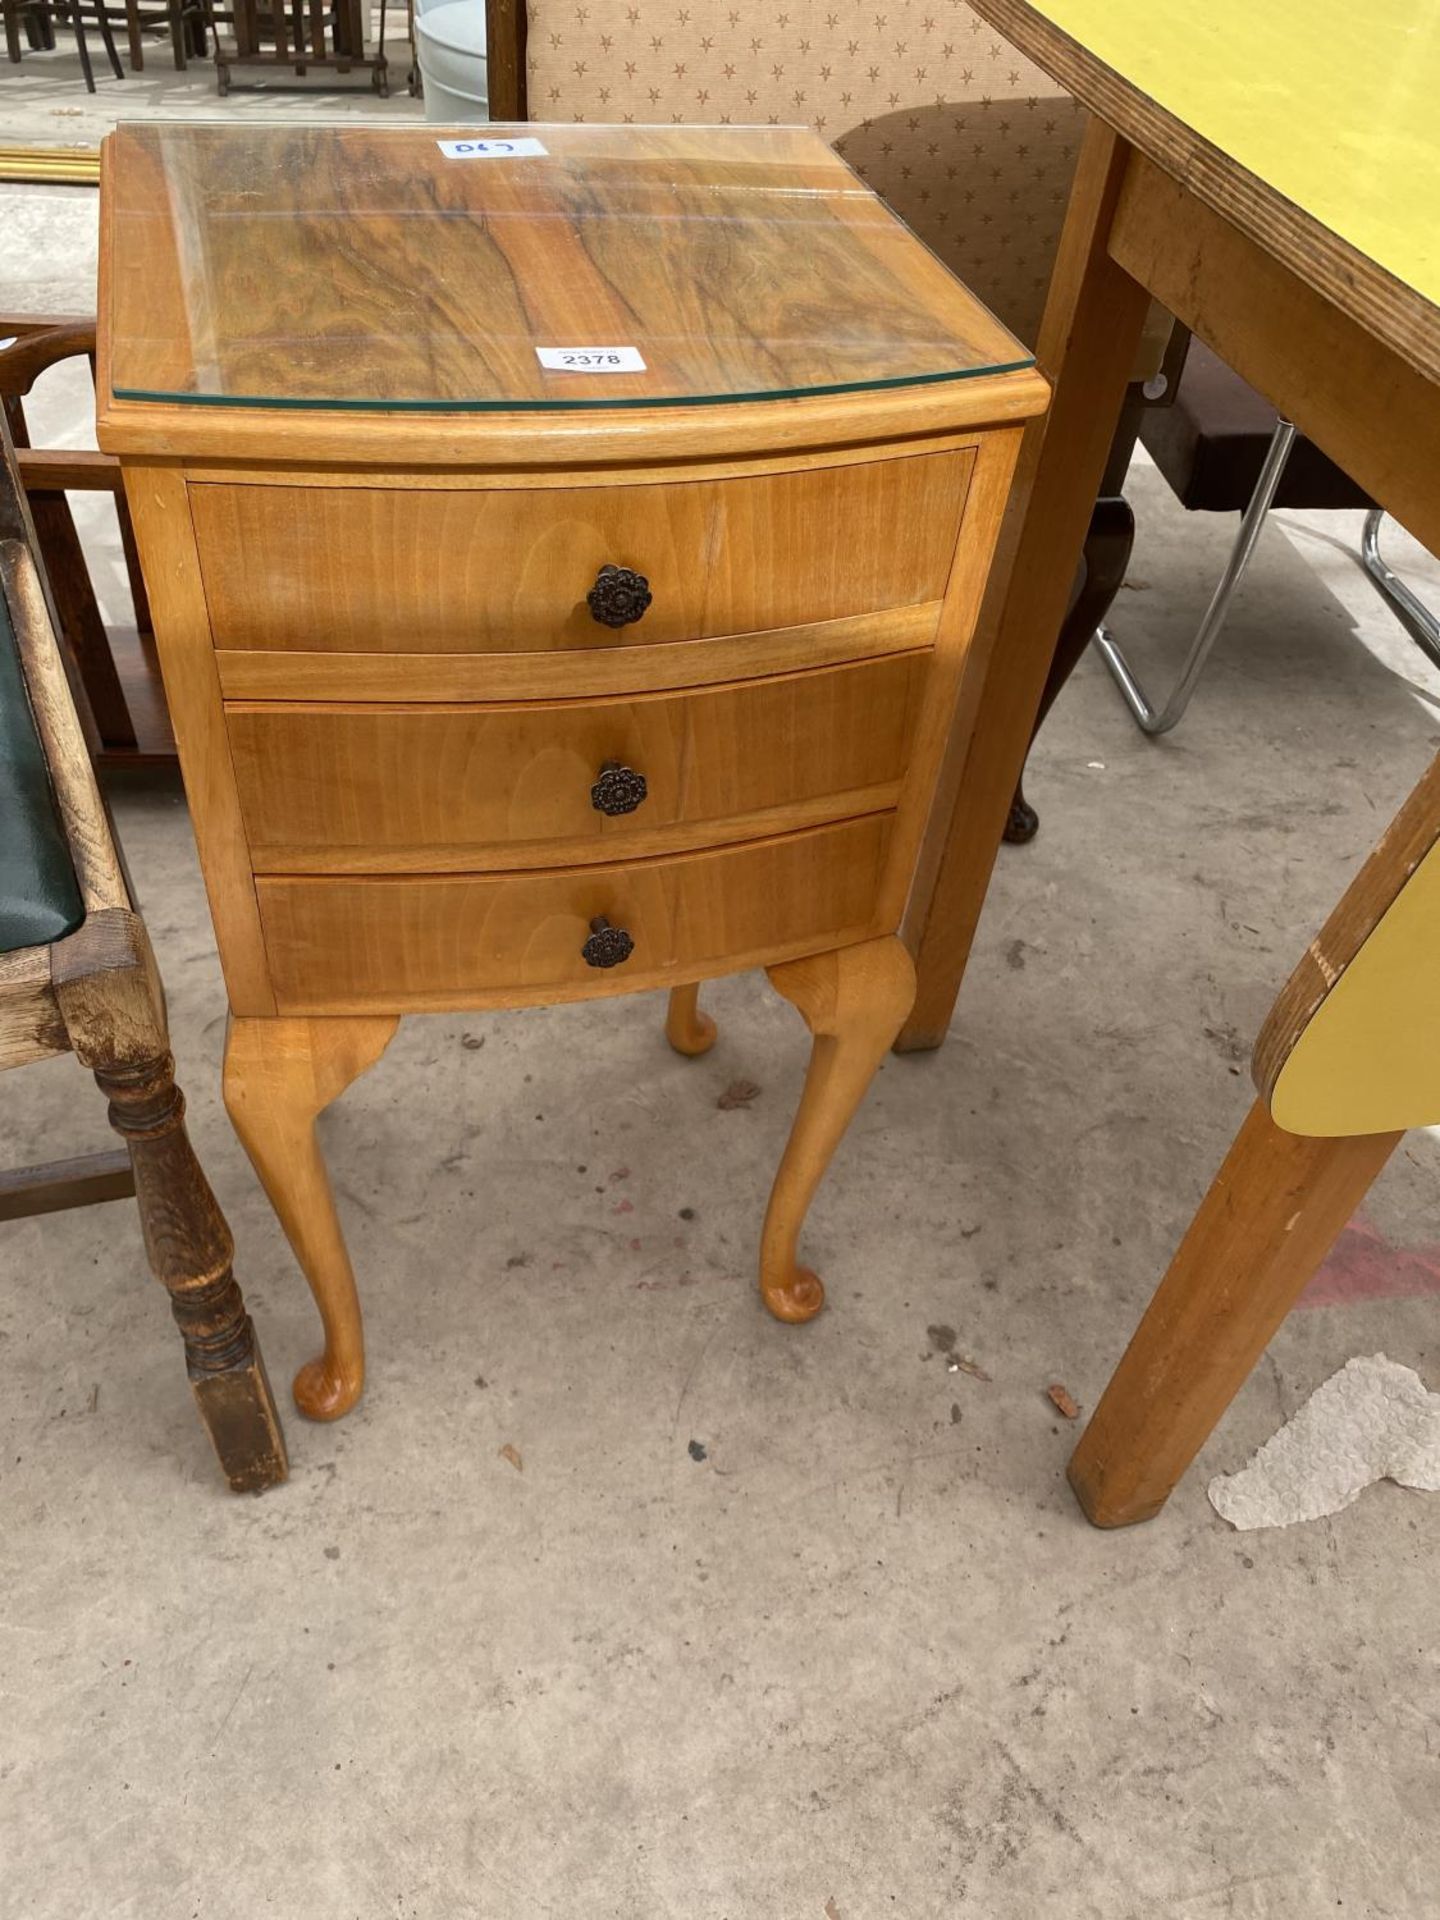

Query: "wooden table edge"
(967, 0), (1440, 389)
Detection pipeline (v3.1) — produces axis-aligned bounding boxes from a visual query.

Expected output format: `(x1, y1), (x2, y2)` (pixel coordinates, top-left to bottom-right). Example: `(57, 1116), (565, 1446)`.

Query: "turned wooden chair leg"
(98, 1050), (288, 1492)
(223, 1014), (397, 1422)
(665, 982), (716, 1057)
(1069, 1099), (1402, 1527)
(50, 908), (285, 1492)
(761, 935), (915, 1323)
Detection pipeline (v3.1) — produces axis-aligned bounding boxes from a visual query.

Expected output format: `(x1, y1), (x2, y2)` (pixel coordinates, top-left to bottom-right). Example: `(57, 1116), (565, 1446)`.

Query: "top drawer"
(189, 450), (973, 654)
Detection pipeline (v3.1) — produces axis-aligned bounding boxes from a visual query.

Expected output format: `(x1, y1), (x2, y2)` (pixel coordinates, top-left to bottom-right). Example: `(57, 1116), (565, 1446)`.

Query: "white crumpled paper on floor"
(1209, 1354), (1440, 1531)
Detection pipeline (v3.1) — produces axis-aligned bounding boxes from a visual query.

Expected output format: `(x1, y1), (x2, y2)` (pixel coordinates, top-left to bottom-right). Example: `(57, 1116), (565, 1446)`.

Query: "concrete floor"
(2, 182), (1439, 1919)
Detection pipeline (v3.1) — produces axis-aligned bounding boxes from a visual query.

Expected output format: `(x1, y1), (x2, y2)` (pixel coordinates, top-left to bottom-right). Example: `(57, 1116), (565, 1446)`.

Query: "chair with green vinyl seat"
(0, 419), (286, 1494)
(0, 573), (84, 958)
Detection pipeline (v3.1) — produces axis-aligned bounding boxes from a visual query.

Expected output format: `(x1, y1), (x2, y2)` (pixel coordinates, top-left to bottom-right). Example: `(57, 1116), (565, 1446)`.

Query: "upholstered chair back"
(523, 0), (1085, 346)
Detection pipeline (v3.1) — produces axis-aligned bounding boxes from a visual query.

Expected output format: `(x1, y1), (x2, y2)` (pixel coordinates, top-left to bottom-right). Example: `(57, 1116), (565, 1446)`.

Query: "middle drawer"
(228, 651), (927, 873)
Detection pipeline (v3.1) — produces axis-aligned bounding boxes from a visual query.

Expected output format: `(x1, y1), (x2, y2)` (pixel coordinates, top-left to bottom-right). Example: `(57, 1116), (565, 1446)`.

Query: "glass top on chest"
(103, 122), (1032, 413)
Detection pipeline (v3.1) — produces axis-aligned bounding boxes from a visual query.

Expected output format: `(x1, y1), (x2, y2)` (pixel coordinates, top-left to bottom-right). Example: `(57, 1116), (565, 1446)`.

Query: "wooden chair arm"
(0, 317), (99, 399)
(0, 314), (95, 336)
(15, 448), (123, 493)
(0, 319), (124, 497)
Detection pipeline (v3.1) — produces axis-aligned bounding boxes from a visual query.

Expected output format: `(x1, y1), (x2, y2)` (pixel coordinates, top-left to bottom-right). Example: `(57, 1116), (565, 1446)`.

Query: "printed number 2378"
(535, 346), (647, 374)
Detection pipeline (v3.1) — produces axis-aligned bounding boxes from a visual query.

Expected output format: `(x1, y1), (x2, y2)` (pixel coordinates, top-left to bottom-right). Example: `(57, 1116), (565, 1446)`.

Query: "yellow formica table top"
(973, 0), (1440, 381)
(1271, 834), (1440, 1137)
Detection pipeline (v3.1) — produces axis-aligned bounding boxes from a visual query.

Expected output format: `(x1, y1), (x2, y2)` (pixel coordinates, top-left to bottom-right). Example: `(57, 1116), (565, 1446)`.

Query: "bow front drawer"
(255, 815), (894, 1012)
(226, 653), (927, 872)
(188, 451), (973, 653)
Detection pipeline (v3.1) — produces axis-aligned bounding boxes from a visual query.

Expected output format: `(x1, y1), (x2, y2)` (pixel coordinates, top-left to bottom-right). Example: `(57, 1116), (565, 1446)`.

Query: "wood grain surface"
(899, 123), (1150, 1048)
(664, 981), (716, 1057)
(1109, 157), (1440, 556)
(256, 815), (893, 1013)
(100, 375), (1049, 466)
(121, 468), (275, 1013)
(0, 949), (67, 1070)
(224, 1013), (398, 1421)
(100, 123), (1044, 1423)
(212, 604), (941, 704)
(1069, 1102), (1402, 1526)
(968, 0), (1440, 387)
(227, 653), (926, 872)
(761, 935), (916, 1323)
(190, 454), (973, 653)
(102, 123), (1030, 411)
(0, 506), (126, 915)
(2, 430), (287, 1493)
(482, 0), (526, 118)
(0, 1148), (134, 1220)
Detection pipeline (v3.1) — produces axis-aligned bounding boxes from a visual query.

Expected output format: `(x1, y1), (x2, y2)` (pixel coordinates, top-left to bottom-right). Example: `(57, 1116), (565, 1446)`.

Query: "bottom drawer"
(257, 814), (894, 1013)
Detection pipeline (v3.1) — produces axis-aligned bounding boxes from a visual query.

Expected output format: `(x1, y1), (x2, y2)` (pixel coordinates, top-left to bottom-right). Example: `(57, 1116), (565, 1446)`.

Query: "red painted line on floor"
(1301, 1211), (1440, 1308)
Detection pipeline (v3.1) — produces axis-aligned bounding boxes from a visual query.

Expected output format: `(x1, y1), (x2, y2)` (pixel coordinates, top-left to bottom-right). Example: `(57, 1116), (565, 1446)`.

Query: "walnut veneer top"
(99, 122), (1032, 434)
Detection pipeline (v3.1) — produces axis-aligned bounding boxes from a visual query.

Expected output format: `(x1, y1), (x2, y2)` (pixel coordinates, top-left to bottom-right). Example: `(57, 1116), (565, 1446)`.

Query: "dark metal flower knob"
(581, 915), (635, 969)
(590, 760), (648, 816)
(587, 564), (652, 629)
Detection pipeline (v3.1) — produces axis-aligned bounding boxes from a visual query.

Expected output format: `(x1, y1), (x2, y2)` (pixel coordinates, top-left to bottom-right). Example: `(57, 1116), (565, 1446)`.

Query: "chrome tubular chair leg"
(1092, 419), (1298, 736)
(1360, 509), (1440, 673)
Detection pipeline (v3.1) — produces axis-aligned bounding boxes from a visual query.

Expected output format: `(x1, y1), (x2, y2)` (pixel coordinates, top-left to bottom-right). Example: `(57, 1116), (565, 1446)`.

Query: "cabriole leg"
(665, 983), (717, 1057)
(223, 1015), (397, 1422)
(761, 936), (915, 1323)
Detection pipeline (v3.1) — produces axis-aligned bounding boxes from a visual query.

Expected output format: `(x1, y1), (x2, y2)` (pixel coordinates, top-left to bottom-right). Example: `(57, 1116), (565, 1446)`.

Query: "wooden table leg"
(223, 1014), (397, 1422)
(761, 935), (915, 1323)
(1069, 1100), (1402, 1527)
(897, 120), (1153, 1051)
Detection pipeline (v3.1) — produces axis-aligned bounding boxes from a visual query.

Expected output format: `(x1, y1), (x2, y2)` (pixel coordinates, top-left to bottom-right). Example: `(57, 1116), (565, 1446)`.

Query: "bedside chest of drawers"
(97, 123), (1048, 1422)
